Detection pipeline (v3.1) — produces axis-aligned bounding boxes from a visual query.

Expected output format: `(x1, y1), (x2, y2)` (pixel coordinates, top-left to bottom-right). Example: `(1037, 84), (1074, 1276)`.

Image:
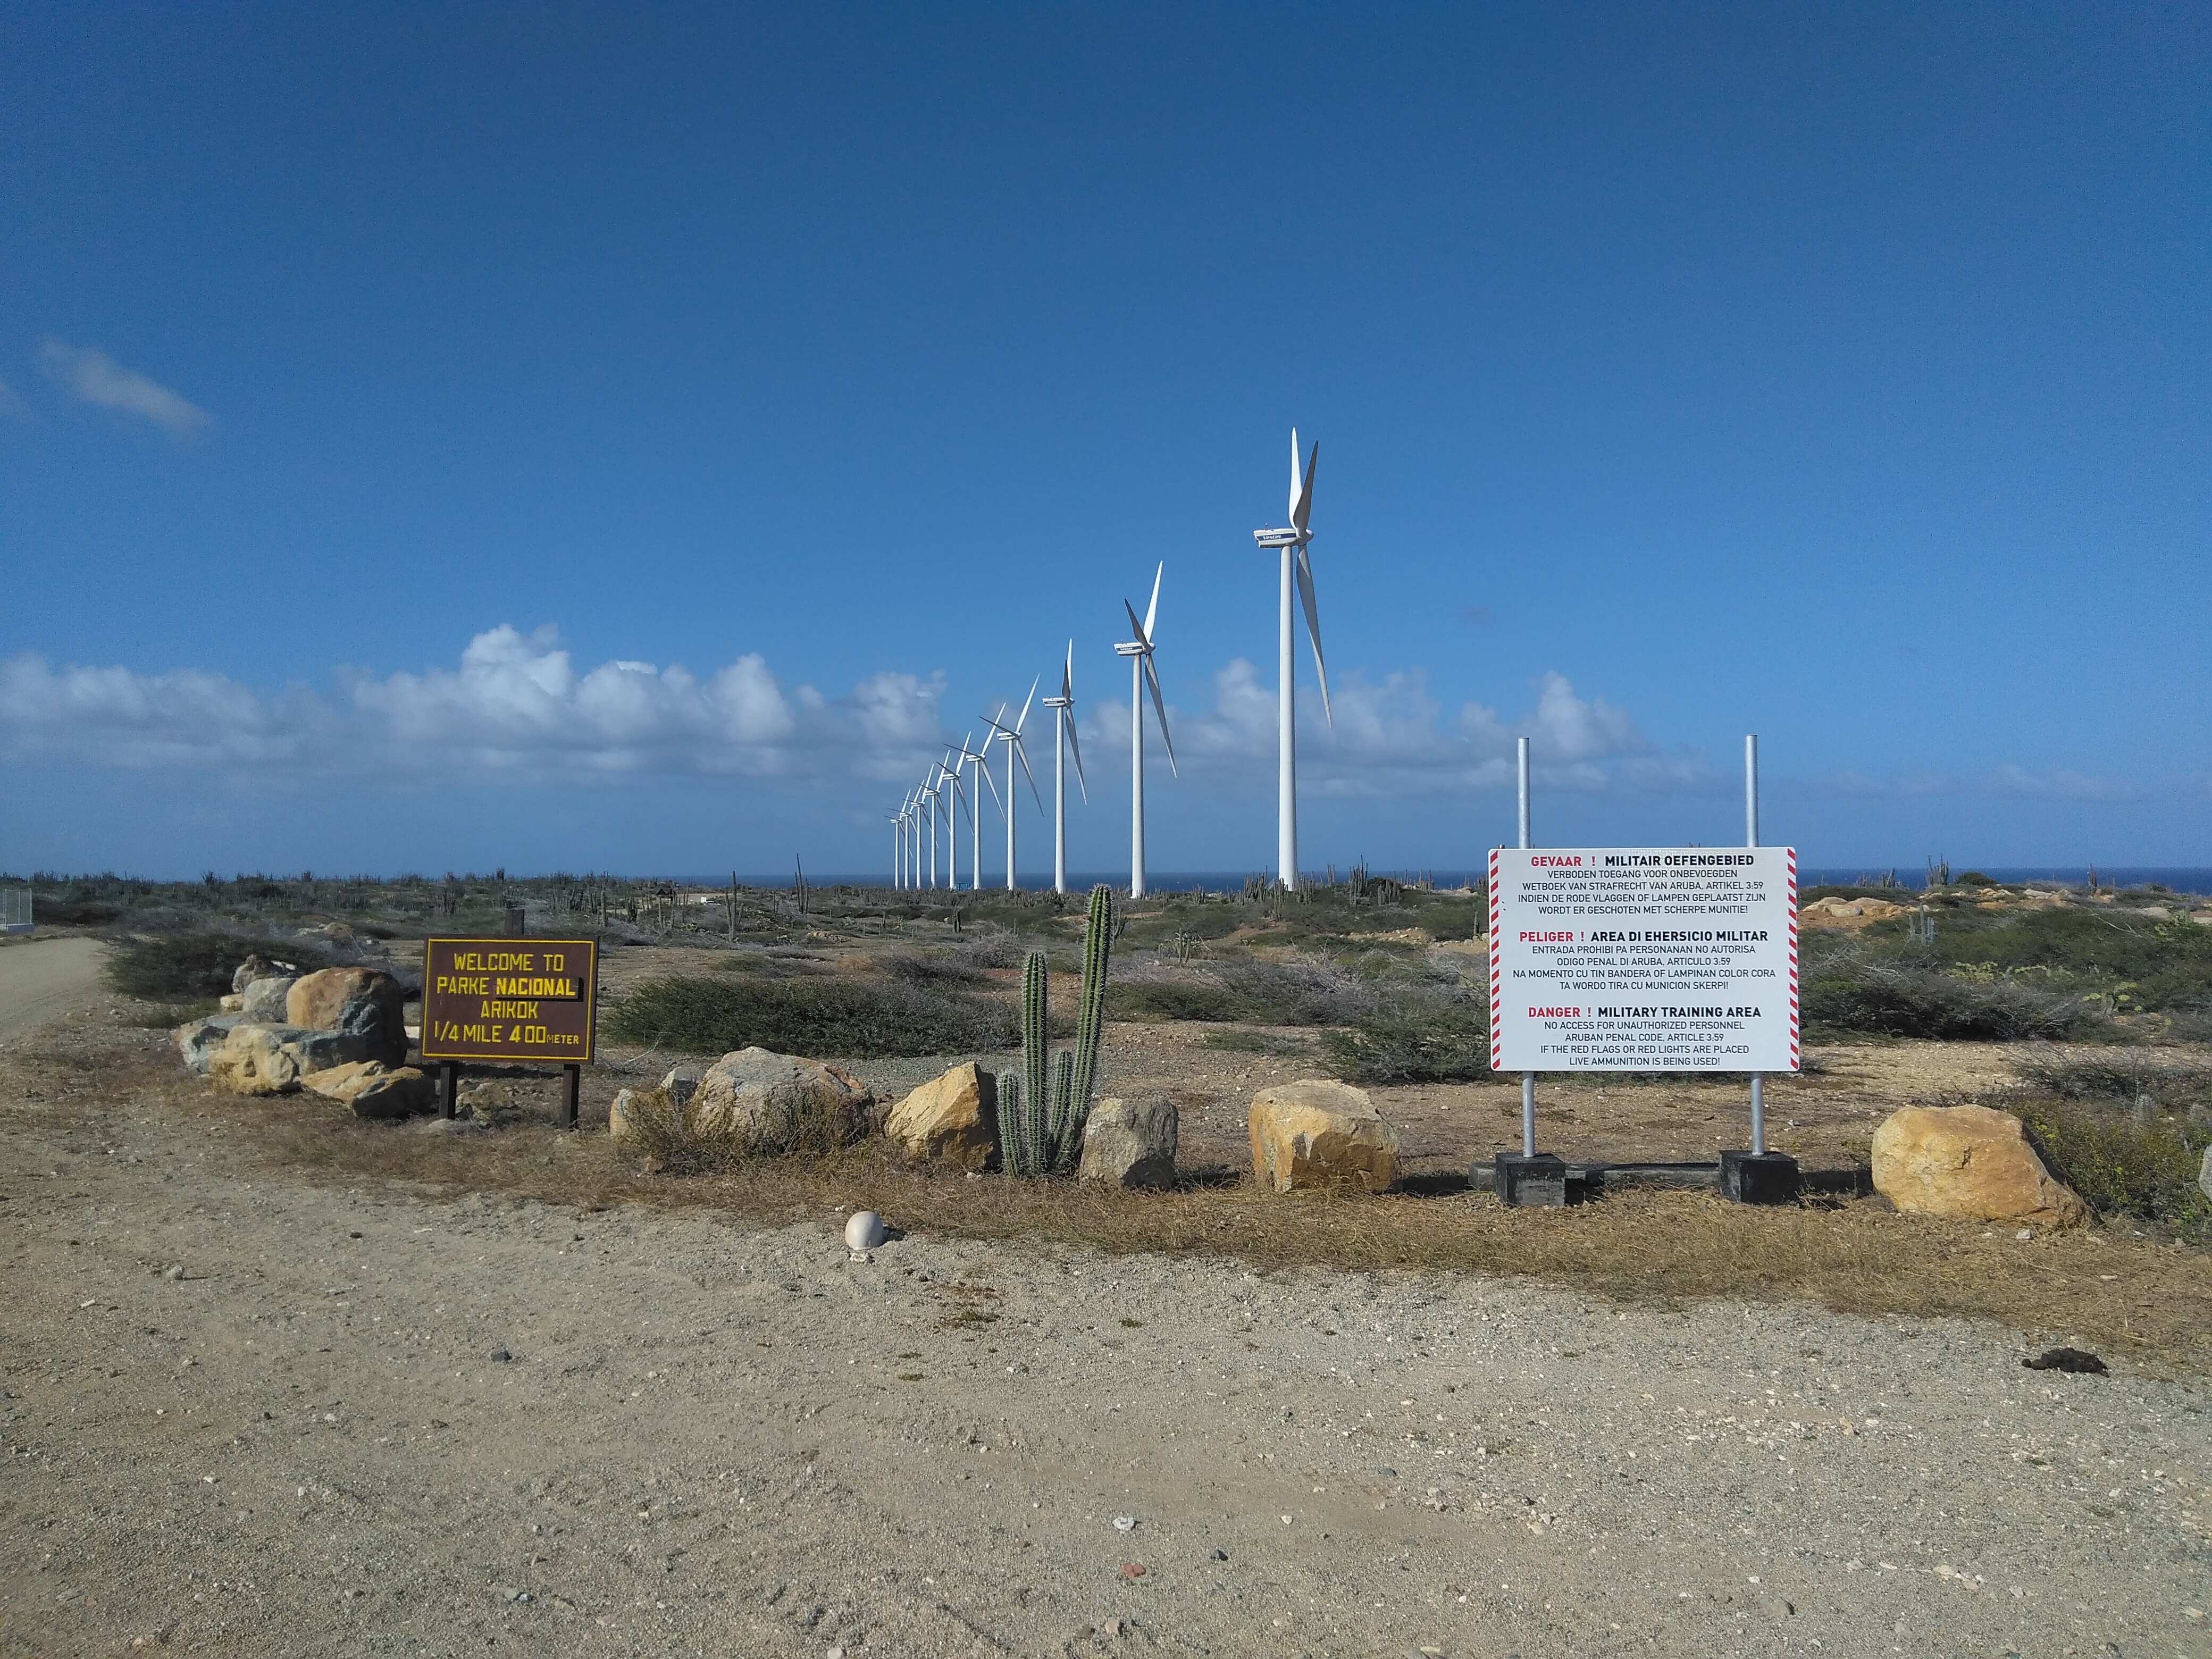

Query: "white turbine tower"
(1251, 430), (1332, 891)
(920, 770), (942, 889)
(958, 732), (994, 891)
(935, 752), (963, 891)
(902, 788), (920, 890)
(1115, 564), (1178, 899)
(1041, 642), (1088, 895)
(887, 811), (902, 889)
(982, 680), (1043, 892)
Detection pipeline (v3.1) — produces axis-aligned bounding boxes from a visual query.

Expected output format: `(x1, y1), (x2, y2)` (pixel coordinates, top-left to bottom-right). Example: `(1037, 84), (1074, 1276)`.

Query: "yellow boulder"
(1872, 1104), (2086, 1226)
(1249, 1079), (1398, 1193)
(885, 1061), (1000, 1170)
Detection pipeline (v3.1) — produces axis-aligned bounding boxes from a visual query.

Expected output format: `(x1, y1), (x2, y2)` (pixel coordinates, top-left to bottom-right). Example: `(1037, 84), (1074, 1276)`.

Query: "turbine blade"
(1061, 640), (1073, 705)
(1065, 702), (1087, 802)
(1143, 562), (1163, 641)
(1015, 736), (1043, 812)
(976, 757), (1004, 814)
(1144, 653), (1178, 777)
(1292, 437), (1317, 535)
(1123, 596), (1149, 649)
(1296, 544), (1333, 727)
(1016, 675), (1038, 735)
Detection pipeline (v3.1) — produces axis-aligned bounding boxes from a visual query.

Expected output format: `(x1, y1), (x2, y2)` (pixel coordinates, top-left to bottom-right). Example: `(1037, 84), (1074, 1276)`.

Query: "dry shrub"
(612, 1083), (864, 1172)
(607, 972), (1016, 1058)
(2004, 1096), (2211, 1242)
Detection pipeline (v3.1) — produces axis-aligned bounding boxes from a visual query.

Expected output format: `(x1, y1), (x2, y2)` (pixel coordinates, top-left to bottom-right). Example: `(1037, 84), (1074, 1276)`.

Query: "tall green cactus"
(998, 884), (1116, 1177)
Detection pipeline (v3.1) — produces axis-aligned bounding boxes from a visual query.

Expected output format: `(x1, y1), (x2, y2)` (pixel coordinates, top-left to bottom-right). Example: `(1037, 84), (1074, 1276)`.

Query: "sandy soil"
(0, 936), (108, 1046)
(4, 960), (2211, 1656)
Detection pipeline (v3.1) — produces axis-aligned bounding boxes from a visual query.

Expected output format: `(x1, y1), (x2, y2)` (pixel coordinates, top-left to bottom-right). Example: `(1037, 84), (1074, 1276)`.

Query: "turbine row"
(888, 428), (1331, 895)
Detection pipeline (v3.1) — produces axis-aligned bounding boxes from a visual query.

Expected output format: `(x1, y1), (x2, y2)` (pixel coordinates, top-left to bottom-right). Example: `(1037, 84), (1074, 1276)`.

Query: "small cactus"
(999, 884), (1116, 1177)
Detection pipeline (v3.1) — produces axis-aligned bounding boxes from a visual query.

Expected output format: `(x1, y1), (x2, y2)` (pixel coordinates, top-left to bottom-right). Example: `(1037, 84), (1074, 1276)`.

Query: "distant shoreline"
(707, 865), (2212, 896)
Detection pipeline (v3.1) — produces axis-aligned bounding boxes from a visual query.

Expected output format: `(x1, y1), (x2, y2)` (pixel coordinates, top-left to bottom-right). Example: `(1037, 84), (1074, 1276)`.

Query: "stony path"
(0, 936), (106, 1046)
(2, 1012), (2209, 1656)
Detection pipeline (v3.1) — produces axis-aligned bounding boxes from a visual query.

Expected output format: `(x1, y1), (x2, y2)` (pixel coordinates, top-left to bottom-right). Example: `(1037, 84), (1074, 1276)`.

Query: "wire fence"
(0, 885), (31, 933)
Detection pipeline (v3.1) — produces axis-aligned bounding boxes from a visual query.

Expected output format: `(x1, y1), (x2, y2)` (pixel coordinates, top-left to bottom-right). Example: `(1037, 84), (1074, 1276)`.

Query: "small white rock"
(843, 1211), (886, 1251)
(1113, 1515), (1135, 1532)
(2015, 1228), (2034, 1241)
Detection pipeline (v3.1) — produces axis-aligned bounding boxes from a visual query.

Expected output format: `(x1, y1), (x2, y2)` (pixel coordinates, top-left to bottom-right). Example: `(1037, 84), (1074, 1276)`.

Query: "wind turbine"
(982, 679), (1043, 892)
(1115, 564), (1178, 899)
(1251, 430), (1332, 891)
(935, 752), (963, 891)
(1040, 642), (1088, 895)
(958, 731), (994, 891)
(901, 787), (920, 890)
(887, 811), (902, 889)
(919, 770), (941, 889)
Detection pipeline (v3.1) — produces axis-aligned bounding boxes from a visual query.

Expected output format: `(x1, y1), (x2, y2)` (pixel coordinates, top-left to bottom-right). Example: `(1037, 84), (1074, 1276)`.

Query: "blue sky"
(2, 4), (2206, 881)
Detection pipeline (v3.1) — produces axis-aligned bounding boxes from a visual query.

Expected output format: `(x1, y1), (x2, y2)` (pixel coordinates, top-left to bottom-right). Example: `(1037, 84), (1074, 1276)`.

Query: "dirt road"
(2, 1001), (2208, 1658)
(0, 936), (106, 1047)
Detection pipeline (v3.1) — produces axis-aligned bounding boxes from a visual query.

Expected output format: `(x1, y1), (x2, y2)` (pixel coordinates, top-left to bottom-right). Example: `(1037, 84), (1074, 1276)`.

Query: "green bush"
(606, 973), (1016, 1058)
(1802, 956), (2100, 1042)
(1107, 978), (1250, 1023)
(1322, 993), (1492, 1083)
(2005, 1097), (2211, 1241)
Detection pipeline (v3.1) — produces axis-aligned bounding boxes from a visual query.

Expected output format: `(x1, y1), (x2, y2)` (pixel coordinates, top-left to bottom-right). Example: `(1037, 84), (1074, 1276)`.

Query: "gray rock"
(1078, 1095), (1178, 1188)
(2200, 1144), (2212, 1205)
(690, 1049), (873, 1151)
(238, 975), (297, 1023)
(231, 953), (300, 993)
(658, 1062), (706, 1109)
(292, 1027), (371, 1073)
(175, 1014), (246, 1076)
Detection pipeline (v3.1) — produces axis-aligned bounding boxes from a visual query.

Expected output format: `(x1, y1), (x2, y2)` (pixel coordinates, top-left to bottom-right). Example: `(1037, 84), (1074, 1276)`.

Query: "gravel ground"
(4, 944), (2210, 1657)
(4, 1033), (2210, 1656)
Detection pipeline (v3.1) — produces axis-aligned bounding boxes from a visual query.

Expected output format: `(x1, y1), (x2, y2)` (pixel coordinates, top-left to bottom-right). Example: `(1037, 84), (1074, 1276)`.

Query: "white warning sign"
(1487, 846), (1799, 1073)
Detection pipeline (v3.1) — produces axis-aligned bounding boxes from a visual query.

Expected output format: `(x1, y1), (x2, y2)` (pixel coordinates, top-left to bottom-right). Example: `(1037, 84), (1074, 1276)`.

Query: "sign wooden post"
(420, 937), (600, 1130)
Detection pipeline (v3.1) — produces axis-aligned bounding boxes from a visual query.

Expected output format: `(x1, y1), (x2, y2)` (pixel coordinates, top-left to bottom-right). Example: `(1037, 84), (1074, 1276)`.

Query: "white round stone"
(844, 1210), (886, 1251)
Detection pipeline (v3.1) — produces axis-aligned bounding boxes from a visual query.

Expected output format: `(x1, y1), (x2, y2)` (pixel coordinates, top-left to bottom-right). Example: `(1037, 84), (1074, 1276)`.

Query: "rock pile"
(177, 956), (426, 1118)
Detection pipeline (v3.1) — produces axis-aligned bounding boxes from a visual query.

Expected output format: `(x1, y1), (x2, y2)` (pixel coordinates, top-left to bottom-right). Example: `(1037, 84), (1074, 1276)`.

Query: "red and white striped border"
(1787, 847), (1800, 1071)
(1487, 845), (1503, 1068)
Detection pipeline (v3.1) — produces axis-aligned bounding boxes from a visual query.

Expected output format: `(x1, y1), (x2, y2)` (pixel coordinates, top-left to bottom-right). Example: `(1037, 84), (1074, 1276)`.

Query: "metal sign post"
(1717, 733), (1799, 1201)
(1493, 736), (1571, 1205)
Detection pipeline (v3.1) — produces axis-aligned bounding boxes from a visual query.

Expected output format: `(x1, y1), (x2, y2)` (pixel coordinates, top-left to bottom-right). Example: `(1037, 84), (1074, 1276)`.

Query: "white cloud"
(0, 655), (332, 768)
(0, 625), (947, 788)
(38, 339), (211, 438)
(1090, 663), (1700, 798)
(9, 630), (2157, 819)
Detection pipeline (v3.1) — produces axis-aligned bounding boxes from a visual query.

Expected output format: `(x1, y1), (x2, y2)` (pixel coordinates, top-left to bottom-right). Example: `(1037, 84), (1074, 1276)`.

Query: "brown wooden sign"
(420, 937), (599, 1064)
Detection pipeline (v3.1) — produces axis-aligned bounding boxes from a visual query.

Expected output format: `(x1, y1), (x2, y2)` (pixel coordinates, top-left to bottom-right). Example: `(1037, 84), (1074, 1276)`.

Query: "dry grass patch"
(19, 1029), (2211, 1377)
(234, 1094), (2212, 1377)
